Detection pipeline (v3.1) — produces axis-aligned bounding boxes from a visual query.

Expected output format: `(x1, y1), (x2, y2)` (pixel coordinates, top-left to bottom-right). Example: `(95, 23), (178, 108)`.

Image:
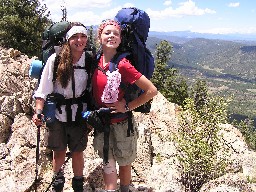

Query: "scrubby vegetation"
(174, 96), (230, 191)
(152, 40), (256, 191)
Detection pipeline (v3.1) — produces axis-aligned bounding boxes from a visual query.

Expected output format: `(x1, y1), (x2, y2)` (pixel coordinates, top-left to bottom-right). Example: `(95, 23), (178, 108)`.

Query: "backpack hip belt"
(56, 95), (86, 123)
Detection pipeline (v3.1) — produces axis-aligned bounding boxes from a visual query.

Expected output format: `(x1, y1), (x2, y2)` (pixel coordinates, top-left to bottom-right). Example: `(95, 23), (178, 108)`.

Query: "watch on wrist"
(125, 102), (130, 112)
(36, 109), (43, 115)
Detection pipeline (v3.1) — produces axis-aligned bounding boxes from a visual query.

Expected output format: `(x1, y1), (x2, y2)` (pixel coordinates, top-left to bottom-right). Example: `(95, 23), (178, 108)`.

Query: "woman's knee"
(53, 150), (66, 159)
(72, 151), (83, 158)
(103, 159), (117, 174)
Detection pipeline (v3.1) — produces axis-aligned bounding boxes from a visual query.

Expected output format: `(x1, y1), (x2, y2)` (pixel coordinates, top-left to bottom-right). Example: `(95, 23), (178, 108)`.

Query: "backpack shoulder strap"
(52, 54), (60, 82)
(84, 50), (94, 72)
(95, 52), (131, 74)
(53, 51), (92, 82)
(110, 52), (132, 91)
(109, 52), (131, 72)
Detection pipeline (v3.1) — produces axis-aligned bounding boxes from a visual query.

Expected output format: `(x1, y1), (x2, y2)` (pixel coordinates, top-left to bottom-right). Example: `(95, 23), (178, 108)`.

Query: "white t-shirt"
(33, 52), (88, 122)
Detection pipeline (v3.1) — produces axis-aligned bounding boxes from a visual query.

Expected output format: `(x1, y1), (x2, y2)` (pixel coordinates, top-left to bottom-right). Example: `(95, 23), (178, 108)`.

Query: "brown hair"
(56, 22), (86, 88)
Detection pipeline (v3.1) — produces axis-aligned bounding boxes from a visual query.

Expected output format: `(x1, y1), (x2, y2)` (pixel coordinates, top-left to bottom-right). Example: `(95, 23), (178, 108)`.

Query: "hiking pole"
(24, 114), (43, 192)
(34, 124), (41, 191)
(35, 113), (43, 192)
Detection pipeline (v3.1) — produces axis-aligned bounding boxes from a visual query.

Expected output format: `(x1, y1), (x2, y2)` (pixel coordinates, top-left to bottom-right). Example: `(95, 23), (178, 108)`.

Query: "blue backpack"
(114, 7), (155, 113)
(83, 8), (154, 163)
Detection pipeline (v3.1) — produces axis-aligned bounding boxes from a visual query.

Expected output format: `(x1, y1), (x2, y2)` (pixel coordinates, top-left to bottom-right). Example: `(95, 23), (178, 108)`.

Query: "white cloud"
(40, 0), (112, 9)
(164, 1), (172, 6)
(39, 0), (113, 21)
(228, 2), (240, 8)
(123, 3), (134, 8)
(66, 0), (112, 8)
(147, 0), (215, 19)
(38, 0), (256, 35)
(40, 0), (135, 25)
(66, 3), (136, 26)
(177, 0), (216, 15)
(67, 11), (100, 25)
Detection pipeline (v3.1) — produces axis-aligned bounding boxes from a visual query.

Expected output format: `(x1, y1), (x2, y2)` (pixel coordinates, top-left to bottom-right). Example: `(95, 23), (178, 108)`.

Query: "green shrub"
(233, 118), (256, 150)
(173, 96), (230, 191)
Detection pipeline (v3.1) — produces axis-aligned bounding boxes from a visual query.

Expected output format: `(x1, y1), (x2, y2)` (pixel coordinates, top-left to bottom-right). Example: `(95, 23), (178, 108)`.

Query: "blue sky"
(40, 0), (256, 35)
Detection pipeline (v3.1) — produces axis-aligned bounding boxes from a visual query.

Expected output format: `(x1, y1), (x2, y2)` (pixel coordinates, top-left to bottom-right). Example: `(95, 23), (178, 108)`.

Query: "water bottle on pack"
(43, 96), (57, 124)
(82, 111), (91, 119)
(81, 108), (111, 119)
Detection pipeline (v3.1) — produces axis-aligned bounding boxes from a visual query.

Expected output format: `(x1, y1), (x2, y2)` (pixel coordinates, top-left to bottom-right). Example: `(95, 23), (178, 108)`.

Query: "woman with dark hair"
(32, 22), (90, 192)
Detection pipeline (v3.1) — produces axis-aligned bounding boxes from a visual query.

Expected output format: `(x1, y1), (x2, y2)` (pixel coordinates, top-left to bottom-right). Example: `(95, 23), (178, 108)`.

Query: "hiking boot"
(120, 184), (130, 192)
(52, 175), (65, 192)
(72, 177), (84, 192)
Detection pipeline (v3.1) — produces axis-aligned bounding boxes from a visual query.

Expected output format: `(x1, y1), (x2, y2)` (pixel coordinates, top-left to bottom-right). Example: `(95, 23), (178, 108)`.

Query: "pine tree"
(191, 79), (208, 112)
(0, 0), (51, 57)
(152, 40), (189, 106)
(87, 26), (97, 54)
(152, 40), (172, 91)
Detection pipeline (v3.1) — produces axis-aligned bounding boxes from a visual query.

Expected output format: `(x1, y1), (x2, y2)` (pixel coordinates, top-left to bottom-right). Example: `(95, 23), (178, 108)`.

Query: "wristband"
(36, 109), (43, 115)
(125, 102), (130, 112)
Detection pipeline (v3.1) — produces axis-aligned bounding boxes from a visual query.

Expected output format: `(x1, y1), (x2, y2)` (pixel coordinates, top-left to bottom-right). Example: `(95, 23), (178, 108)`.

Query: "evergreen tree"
(152, 40), (189, 106)
(0, 0), (51, 57)
(191, 79), (209, 112)
(152, 40), (172, 91)
(164, 71), (189, 106)
(87, 26), (96, 54)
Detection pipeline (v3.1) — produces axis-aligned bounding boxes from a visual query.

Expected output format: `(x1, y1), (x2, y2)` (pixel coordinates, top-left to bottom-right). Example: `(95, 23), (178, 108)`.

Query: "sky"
(39, 0), (256, 35)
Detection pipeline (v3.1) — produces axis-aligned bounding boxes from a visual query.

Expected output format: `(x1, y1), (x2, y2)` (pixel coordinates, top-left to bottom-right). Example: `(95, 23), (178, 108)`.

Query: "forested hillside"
(170, 38), (255, 81)
(147, 36), (256, 123)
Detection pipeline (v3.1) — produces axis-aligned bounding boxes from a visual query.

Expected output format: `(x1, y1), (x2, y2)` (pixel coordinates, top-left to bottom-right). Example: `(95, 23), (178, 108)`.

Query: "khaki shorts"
(93, 118), (138, 166)
(46, 119), (88, 152)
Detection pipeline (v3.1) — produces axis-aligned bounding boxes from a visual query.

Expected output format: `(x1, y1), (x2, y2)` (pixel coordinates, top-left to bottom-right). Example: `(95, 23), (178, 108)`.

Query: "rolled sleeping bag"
(29, 60), (43, 79)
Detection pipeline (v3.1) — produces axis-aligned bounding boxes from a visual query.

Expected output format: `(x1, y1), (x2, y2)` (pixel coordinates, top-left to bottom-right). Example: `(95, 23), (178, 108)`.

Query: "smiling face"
(99, 23), (121, 50)
(68, 33), (87, 52)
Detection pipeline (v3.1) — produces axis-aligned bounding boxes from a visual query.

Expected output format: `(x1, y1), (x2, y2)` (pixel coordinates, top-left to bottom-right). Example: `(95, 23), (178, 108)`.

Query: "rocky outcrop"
(0, 47), (256, 191)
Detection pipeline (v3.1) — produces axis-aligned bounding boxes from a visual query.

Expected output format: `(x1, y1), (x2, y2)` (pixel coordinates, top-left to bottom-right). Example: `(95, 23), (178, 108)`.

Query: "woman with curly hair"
(32, 22), (91, 192)
(92, 19), (157, 192)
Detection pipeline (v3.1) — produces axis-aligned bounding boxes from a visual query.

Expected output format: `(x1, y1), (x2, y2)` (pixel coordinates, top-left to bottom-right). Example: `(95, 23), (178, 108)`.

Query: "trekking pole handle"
(36, 109), (43, 117)
(37, 114), (42, 120)
(35, 109), (45, 124)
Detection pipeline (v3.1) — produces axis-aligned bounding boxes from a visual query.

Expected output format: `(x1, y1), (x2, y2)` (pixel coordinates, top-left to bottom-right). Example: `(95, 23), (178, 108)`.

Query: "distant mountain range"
(149, 31), (256, 44)
(147, 31), (256, 82)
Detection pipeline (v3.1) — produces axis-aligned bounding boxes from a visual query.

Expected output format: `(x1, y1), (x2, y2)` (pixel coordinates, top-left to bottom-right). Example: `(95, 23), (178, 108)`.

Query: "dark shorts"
(45, 119), (88, 152)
